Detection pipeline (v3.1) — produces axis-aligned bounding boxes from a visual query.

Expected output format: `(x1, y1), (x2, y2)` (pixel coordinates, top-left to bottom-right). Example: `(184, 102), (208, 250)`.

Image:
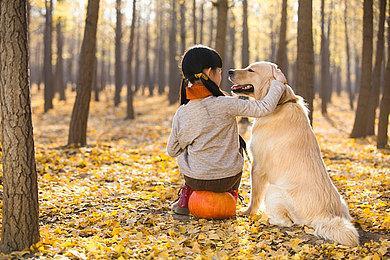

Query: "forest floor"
(0, 87), (389, 259)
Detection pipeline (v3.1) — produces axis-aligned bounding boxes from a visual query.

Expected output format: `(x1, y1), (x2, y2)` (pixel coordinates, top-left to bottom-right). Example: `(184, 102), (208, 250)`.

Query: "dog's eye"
(248, 69), (255, 72)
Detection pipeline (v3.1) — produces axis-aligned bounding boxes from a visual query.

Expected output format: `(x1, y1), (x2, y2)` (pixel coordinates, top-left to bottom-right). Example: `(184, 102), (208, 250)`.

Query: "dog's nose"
(228, 69), (235, 75)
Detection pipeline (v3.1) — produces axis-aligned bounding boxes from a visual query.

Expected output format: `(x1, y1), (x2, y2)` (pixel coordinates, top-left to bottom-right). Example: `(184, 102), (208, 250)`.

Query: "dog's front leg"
(243, 165), (268, 215)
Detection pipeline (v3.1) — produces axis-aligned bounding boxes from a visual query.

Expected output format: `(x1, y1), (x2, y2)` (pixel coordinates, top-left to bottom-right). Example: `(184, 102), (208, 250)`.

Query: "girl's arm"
(224, 80), (286, 118)
(166, 113), (184, 157)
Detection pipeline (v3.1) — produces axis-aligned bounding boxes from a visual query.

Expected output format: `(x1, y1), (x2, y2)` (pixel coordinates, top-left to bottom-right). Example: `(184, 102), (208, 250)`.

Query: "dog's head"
(229, 61), (287, 100)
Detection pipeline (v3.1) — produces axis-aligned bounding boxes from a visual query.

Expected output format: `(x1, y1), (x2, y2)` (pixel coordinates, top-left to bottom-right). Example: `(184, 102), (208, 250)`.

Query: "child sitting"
(166, 45), (286, 215)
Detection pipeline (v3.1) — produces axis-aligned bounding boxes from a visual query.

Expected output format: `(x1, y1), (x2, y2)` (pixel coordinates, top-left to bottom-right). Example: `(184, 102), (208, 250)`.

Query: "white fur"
(231, 61), (359, 246)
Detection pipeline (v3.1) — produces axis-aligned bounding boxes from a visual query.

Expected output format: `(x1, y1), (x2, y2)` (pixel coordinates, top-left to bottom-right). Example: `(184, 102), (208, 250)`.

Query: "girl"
(167, 45), (286, 215)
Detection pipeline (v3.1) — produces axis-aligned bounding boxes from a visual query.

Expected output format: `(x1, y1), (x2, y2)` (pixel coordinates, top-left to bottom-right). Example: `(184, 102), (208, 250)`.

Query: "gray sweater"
(166, 80), (285, 180)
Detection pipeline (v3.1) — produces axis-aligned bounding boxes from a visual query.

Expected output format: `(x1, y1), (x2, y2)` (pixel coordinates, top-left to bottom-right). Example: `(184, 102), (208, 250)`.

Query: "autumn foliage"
(0, 89), (387, 258)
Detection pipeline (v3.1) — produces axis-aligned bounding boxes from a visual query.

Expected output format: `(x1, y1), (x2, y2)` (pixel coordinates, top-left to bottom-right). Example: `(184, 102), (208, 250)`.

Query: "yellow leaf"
(290, 238), (303, 250)
(114, 244), (125, 254)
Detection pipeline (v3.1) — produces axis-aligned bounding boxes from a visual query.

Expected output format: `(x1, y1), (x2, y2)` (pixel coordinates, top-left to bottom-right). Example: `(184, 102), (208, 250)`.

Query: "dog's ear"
(272, 65), (287, 84)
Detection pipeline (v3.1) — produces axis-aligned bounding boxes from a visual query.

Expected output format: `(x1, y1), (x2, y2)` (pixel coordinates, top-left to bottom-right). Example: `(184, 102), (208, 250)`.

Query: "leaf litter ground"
(0, 89), (388, 259)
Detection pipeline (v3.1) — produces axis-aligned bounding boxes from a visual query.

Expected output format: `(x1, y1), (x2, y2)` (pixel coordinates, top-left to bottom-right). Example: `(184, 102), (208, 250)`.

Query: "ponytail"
(200, 77), (225, 97)
(180, 78), (190, 105)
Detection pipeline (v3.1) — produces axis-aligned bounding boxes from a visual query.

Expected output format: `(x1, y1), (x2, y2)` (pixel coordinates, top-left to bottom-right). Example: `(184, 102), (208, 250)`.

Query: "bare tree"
(297, 0), (315, 124)
(366, 0), (386, 135)
(114, 0), (123, 107)
(157, 0), (166, 95)
(180, 1), (186, 53)
(227, 12), (236, 72)
(354, 53), (361, 94)
(93, 52), (99, 101)
(351, 0), (373, 138)
(66, 41), (75, 88)
(215, 0), (228, 60)
(335, 66), (341, 96)
(377, 3), (389, 148)
(344, 0), (354, 110)
(168, 0), (179, 104)
(276, 0), (288, 77)
(144, 16), (152, 96)
(268, 17), (277, 62)
(56, 18), (66, 101)
(208, 7), (215, 48)
(100, 48), (106, 91)
(126, 0), (137, 119)
(0, 0), (40, 252)
(320, 0), (331, 115)
(44, 0), (54, 112)
(68, 0), (100, 146)
(215, 0), (229, 90)
(241, 0), (249, 68)
(134, 17), (141, 93)
(199, 1), (205, 43)
(192, 0), (197, 43)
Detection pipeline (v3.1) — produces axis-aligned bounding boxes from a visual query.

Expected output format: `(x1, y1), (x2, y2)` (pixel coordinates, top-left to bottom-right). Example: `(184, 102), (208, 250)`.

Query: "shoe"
(171, 185), (193, 215)
(229, 189), (239, 201)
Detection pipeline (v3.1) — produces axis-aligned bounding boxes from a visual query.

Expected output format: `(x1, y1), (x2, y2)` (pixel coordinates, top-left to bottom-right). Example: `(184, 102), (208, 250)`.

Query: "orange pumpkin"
(188, 191), (236, 219)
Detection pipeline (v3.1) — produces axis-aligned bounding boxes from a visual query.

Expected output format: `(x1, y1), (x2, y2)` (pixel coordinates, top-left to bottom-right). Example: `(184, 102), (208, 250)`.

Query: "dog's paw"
(268, 217), (293, 227)
(242, 208), (257, 216)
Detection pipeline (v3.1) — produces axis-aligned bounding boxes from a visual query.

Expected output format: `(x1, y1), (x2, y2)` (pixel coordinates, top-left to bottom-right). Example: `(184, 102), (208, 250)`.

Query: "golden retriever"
(229, 61), (359, 246)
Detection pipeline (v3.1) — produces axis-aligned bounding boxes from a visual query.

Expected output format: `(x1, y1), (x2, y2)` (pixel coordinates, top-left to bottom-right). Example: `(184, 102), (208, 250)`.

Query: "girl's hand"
(272, 66), (288, 84)
(270, 79), (287, 91)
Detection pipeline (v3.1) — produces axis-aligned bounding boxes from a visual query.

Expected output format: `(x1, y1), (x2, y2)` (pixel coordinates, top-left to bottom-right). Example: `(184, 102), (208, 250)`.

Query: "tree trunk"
(199, 1), (204, 44)
(126, 0), (137, 120)
(56, 19), (66, 101)
(377, 3), (390, 148)
(336, 66), (342, 96)
(325, 5), (333, 105)
(44, 0), (54, 112)
(106, 47), (112, 89)
(350, 0), (373, 138)
(320, 0), (331, 115)
(354, 53), (360, 94)
(192, 0), (197, 44)
(276, 0), (288, 78)
(152, 3), (159, 91)
(228, 13), (236, 72)
(215, 0), (228, 91)
(134, 18), (141, 94)
(114, 0), (123, 107)
(168, 0), (179, 104)
(157, 0), (166, 95)
(241, 0), (249, 68)
(268, 18), (275, 62)
(180, 1), (186, 53)
(208, 6), (215, 48)
(68, 0), (100, 146)
(93, 52), (99, 102)
(100, 49), (106, 91)
(144, 18), (152, 96)
(215, 0), (228, 61)
(66, 41), (75, 88)
(297, 0), (315, 124)
(0, 0), (40, 252)
(366, 0), (386, 135)
(344, 0), (354, 110)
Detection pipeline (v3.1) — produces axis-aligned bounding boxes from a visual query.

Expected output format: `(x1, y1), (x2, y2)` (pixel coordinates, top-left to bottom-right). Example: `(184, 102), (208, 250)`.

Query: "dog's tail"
(312, 216), (359, 246)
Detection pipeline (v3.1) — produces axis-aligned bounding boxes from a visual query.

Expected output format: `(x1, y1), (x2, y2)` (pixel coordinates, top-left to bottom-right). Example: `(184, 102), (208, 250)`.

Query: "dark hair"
(178, 45), (248, 158)
(179, 45), (225, 105)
